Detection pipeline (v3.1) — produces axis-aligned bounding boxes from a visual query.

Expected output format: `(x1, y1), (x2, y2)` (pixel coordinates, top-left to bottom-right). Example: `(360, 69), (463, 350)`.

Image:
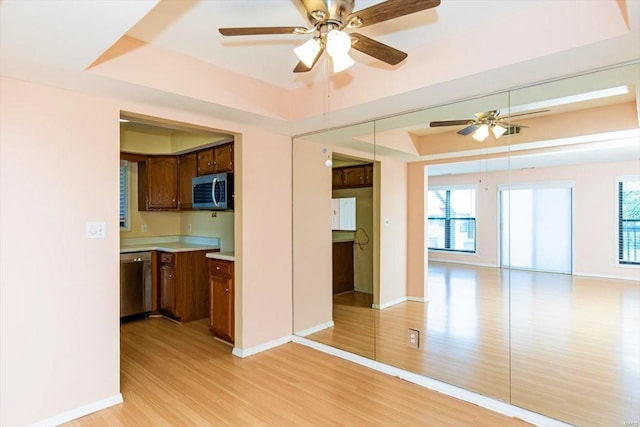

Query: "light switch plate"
(86, 221), (106, 239)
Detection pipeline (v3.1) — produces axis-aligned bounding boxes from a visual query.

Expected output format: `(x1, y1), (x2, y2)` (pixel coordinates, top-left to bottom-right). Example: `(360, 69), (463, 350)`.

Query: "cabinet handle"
(216, 266), (220, 270)
(225, 288), (229, 292)
(208, 162), (211, 166)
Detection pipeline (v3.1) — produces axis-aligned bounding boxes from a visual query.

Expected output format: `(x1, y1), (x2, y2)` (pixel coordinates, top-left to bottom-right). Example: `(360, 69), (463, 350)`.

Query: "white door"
(500, 184), (572, 274)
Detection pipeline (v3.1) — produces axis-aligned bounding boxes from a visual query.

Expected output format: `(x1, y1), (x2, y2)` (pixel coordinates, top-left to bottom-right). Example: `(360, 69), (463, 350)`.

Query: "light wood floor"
(64, 317), (534, 427)
(308, 262), (640, 427)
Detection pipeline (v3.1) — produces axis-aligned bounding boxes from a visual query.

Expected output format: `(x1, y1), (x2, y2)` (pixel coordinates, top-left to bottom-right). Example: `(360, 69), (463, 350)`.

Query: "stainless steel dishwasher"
(120, 252), (152, 319)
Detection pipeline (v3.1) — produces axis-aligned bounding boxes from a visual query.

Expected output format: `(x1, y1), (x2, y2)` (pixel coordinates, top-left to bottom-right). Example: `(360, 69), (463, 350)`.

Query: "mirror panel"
(507, 63), (640, 426)
(293, 120), (378, 359)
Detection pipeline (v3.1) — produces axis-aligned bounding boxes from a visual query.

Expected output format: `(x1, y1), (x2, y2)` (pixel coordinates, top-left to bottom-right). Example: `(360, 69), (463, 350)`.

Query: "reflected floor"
(307, 262), (640, 427)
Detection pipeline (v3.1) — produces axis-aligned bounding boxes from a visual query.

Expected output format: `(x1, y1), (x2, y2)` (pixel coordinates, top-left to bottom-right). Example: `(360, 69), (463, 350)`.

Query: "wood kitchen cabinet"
(197, 143), (234, 176)
(209, 259), (234, 343)
(332, 164), (373, 189)
(178, 152), (197, 210)
(332, 241), (354, 294)
(138, 156), (179, 210)
(157, 250), (211, 323)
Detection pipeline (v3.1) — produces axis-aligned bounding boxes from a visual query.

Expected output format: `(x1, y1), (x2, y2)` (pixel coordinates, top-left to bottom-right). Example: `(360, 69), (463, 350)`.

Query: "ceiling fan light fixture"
(294, 38), (321, 67)
(492, 124), (507, 139)
(326, 29), (352, 57)
(331, 52), (355, 73)
(473, 124), (490, 141)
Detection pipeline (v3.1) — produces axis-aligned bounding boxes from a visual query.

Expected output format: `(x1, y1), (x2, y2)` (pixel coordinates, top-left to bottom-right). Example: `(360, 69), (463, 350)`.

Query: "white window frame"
(616, 175), (640, 267)
(427, 184), (478, 254)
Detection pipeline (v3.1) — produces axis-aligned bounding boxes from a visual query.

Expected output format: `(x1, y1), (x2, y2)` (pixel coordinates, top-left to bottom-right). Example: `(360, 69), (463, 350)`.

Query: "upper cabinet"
(138, 156), (179, 211)
(333, 164), (373, 189)
(178, 152), (197, 210)
(133, 141), (234, 212)
(197, 143), (233, 176)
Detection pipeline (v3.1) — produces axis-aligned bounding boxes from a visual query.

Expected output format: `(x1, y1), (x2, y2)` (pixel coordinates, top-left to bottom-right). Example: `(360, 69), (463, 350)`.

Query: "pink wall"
(0, 78), (121, 425)
(0, 76), (294, 424)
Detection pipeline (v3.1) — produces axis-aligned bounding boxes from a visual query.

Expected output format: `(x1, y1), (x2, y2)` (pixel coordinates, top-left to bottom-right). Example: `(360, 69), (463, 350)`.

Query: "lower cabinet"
(209, 259), (234, 343)
(157, 250), (210, 323)
(332, 241), (354, 294)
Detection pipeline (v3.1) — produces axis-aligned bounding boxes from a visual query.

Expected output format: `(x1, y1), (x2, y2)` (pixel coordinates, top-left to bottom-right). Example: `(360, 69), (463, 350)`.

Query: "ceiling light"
(492, 124), (507, 139)
(326, 29), (352, 57)
(473, 124), (490, 141)
(294, 38), (321, 67)
(331, 53), (355, 73)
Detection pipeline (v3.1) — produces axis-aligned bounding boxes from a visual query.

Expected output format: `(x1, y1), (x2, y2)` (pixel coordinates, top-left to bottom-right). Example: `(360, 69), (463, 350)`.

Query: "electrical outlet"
(187, 223), (192, 233)
(408, 328), (420, 349)
(141, 224), (148, 233)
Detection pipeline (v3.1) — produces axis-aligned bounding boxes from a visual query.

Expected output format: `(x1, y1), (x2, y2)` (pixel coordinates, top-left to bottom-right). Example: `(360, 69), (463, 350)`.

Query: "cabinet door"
(214, 143), (233, 173)
(343, 166), (365, 187)
(146, 157), (179, 210)
(197, 149), (215, 176)
(160, 265), (176, 317)
(363, 164), (374, 186)
(332, 168), (344, 188)
(332, 241), (354, 294)
(210, 273), (234, 342)
(178, 153), (196, 210)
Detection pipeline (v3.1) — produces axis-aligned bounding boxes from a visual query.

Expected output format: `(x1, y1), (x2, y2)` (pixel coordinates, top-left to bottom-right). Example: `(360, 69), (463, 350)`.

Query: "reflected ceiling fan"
(219, 0), (441, 73)
(429, 109), (550, 141)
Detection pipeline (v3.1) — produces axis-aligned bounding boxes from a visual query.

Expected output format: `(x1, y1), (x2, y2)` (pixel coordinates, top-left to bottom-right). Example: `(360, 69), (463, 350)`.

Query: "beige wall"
(407, 163), (428, 300)
(0, 76), (293, 425)
(427, 159), (640, 280)
(293, 139), (333, 333)
(377, 159), (408, 307)
(0, 78), (120, 425)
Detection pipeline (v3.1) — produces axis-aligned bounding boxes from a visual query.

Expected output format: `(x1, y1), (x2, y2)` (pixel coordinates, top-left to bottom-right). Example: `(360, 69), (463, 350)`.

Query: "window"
(120, 160), (129, 230)
(428, 186), (476, 252)
(619, 176), (640, 265)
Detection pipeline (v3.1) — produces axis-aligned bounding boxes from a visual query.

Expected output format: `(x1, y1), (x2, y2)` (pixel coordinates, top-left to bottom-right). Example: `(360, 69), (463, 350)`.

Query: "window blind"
(120, 160), (128, 228)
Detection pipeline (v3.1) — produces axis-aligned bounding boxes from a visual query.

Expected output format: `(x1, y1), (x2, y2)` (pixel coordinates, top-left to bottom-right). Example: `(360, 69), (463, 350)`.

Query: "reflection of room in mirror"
(293, 63), (640, 427)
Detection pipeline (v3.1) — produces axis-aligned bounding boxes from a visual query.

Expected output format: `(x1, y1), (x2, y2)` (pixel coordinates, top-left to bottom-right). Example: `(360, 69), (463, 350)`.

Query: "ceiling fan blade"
(457, 124), (478, 136)
(430, 120), (472, 127)
(293, 46), (325, 73)
(219, 27), (307, 36)
(348, 0), (441, 29)
(350, 33), (407, 65)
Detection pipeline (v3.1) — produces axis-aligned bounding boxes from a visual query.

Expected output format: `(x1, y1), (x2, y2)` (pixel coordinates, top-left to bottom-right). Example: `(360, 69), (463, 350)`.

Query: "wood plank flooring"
(64, 317), (533, 427)
(307, 262), (640, 427)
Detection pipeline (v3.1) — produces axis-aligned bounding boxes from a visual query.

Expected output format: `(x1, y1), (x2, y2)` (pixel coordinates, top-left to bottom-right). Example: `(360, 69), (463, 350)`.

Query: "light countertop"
(206, 251), (235, 261)
(120, 236), (221, 254)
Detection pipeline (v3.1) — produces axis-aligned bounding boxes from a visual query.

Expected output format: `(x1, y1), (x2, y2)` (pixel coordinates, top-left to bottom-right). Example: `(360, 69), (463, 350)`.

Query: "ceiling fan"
(218, 0), (441, 73)
(429, 109), (550, 141)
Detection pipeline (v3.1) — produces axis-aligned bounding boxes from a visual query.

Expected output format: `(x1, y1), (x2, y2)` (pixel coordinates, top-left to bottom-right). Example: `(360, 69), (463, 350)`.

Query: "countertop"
(120, 236), (221, 253)
(206, 251), (235, 261)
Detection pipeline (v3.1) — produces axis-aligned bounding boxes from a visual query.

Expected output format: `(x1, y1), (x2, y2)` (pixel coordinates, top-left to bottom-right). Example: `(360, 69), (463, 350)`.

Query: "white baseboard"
(573, 271), (640, 281)
(30, 393), (123, 427)
(429, 258), (499, 268)
(291, 337), (572, 427)
(372, 296), (407, 310)
(295, 320), (335, 337)
(407, 296), (427, 303)
(232, 335), (292, 358)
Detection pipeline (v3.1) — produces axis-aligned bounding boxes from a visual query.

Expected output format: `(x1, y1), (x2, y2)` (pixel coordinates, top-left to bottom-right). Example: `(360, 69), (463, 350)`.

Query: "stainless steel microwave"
(192, 172), (234, 210)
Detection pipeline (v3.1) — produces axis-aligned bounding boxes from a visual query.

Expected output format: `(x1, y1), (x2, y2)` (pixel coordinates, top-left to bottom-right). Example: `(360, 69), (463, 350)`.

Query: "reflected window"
(618, 176), (640, 265)
(428, 186), (476, 253)
(120, 160), (130, 230)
